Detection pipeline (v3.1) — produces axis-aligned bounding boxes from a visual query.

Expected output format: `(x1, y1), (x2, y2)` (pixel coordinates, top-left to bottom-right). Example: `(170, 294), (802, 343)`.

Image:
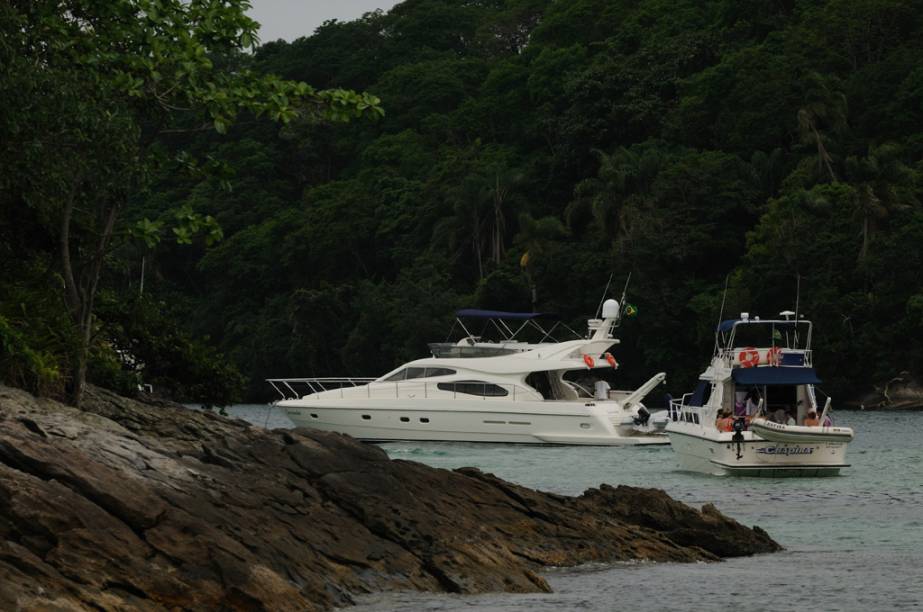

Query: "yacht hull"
(280, 399), (669, 445)
(667, 425), (849, 476)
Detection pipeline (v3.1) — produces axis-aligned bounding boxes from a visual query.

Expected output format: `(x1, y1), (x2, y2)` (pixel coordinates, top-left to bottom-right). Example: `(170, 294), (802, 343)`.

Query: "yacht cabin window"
(437, 381), (509, 397)
(424, 367), (456, 377)
(384, 367), (457, 381)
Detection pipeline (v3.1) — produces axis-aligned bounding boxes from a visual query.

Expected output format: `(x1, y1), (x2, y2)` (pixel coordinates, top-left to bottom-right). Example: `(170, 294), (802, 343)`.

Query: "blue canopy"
(456, 309), (559, 320)
(687, 381), (711, 406)
(732, 367), (822, 386)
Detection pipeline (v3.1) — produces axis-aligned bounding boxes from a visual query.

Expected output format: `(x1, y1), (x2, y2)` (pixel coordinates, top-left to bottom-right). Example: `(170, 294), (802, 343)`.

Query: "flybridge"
(454, 309), (566, 341)
(428, 309), (583, 359)
(713, 312), (816, 371)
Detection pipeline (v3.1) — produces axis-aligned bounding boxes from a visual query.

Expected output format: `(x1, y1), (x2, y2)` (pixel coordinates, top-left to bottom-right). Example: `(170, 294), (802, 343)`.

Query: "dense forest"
(2, 0), (923, 406)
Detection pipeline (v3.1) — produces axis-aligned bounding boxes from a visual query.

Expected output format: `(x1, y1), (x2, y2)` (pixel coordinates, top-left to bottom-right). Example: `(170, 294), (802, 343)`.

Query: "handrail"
(669, 397), (705, 422)
(267, 377), (376, 400)
(718, 348), (813, 368)
(267, 377), (554, 403)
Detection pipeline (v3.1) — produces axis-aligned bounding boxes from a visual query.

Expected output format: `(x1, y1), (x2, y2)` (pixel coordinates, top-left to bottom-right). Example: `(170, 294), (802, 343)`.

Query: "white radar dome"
(602, 299), (620, 319)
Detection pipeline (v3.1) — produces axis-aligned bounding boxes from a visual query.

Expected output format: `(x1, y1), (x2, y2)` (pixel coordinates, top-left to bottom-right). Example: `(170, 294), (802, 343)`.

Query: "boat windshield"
(718, 319), (812, 351)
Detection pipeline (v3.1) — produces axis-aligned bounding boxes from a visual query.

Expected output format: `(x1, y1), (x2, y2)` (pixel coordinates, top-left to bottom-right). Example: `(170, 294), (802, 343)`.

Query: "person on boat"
(770, 407), (787, 424)
(803, 411), (820, 426)
(716, 409), (735, 432)
(734, 396), (746, 417)
(594, 378), (611, 400)
(744, 389), (761, 415)
(785, 409), (796, 426)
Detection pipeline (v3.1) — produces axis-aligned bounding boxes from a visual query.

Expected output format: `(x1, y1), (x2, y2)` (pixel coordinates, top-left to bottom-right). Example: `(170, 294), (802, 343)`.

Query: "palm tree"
(844, 143), (918, 267)
(796, 73), (848, 183)
(516, 212), (568, 310)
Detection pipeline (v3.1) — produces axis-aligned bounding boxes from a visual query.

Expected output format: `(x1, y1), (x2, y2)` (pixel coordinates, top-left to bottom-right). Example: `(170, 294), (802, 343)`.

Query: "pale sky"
(248, 0), (402, 43)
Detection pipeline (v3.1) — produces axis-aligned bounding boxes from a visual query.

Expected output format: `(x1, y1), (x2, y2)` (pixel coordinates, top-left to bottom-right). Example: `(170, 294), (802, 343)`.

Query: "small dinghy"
(750, 417), (855, 444)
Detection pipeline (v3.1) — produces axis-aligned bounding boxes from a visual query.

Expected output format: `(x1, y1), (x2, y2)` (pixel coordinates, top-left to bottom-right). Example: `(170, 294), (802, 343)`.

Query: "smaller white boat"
(666, 311), (854, 477)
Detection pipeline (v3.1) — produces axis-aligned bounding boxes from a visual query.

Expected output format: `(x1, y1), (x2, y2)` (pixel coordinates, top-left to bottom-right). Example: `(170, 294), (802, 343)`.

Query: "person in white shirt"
(594, 379), (611, 400)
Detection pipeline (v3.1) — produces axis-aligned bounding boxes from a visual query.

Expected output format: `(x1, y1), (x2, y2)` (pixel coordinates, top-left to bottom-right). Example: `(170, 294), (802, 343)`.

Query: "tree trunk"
(60, 187), (120, 407)
(70, 313), (93, 407)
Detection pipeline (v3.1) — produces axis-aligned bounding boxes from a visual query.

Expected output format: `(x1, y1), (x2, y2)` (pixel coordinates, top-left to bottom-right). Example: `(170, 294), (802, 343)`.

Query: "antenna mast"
(793, 274), (801, 347)
(713, 275), (730, 355)
(618, 272), (632, 316)
(594, 273), (614, 319)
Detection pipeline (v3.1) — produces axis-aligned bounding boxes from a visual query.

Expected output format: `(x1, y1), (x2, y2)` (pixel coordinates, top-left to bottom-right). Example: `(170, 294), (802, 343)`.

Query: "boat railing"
(669, 395), (703, 424)
(718, 347), (812, 368)
(267, 377), (376, 400)
(267, 377), (542, 402)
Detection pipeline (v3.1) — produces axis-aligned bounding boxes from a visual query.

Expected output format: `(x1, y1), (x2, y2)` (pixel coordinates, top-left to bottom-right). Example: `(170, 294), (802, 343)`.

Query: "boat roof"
(717, 318), (803, 332)
(456, 309), (559, 321)
(731, 367), (822, 385)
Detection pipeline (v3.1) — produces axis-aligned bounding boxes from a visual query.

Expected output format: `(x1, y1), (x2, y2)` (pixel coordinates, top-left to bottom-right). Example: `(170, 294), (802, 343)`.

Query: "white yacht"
(666, 312), (854, 476)
(269, 300), (669, 445)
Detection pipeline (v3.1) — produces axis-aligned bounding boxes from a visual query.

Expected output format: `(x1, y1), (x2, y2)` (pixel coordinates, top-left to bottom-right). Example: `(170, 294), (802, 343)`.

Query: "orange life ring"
(738, 347), (759, 368)
(766, 346), (782, 367)
(583, 354), (595, 368)
(604, 352), (618, 368)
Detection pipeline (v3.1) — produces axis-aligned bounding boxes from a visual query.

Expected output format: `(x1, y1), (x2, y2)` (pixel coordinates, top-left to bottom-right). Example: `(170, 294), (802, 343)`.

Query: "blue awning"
(732, 367), (822, 385)
(456, 309), (559, 320)
(688, 381), (710, 406)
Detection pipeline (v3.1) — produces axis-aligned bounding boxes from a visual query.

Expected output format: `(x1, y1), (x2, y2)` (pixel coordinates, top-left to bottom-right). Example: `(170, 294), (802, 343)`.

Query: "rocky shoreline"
(0, 385), (779, 610)
(849, 374), (923, 410)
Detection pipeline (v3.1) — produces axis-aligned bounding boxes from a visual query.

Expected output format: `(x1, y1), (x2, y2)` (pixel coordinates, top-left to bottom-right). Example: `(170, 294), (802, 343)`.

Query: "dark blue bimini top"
(732, 367), (822, 385)
(456, 309), (559, 320)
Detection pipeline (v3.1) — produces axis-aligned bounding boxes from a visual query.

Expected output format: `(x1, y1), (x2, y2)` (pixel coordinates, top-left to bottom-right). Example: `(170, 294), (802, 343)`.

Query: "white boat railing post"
(819, 396), (832, 427)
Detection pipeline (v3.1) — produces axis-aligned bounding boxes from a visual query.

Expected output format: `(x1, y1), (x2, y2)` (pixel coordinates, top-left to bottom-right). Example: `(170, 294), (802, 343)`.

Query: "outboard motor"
(732, 417), (746, 459)
(633, 406), (651, 427)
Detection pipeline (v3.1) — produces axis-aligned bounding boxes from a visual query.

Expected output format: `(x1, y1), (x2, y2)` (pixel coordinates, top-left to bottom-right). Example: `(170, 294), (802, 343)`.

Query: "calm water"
(229, 406), (923, 611)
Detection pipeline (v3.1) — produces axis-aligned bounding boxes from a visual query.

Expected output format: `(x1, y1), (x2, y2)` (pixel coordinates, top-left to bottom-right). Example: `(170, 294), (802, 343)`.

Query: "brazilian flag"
(624, 303), (638, 318)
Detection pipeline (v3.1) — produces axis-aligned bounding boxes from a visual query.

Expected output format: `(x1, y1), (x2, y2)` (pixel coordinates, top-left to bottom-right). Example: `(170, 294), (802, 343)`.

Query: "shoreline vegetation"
(3, 0), (923, 412)
(0, 385), (778, 609)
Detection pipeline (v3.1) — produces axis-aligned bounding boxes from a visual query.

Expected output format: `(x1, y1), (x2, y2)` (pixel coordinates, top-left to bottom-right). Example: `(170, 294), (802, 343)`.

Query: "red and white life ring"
(583, 354), (595, 368)
(604, 352), (618, 368)
(738, 347), (760, 368)
(766, 346), (782, 366)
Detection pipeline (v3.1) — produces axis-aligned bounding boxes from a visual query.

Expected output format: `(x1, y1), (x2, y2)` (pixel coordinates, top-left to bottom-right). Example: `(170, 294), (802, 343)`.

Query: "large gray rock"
(0, 385), (779, 610)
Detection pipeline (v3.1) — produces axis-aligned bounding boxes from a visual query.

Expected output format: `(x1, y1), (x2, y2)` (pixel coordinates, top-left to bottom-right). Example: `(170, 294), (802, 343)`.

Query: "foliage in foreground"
(0, 0), (379, 404)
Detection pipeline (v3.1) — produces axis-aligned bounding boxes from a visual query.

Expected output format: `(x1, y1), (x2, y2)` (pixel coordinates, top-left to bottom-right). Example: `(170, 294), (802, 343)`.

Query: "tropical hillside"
(2, 0), (922, 405)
